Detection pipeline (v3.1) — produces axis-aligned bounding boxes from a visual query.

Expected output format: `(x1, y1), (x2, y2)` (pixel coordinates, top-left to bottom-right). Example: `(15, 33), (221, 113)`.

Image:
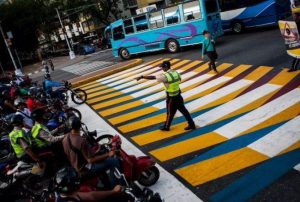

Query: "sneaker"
(160, 126), (170, 131)
(184, 125), (196, 131)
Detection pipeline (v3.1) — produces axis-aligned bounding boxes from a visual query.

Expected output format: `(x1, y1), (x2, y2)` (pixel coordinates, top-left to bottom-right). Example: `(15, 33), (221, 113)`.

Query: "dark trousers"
(291, 58), (299, 71)
(164, 94), (195, 128)
(206, 51), (217, 71)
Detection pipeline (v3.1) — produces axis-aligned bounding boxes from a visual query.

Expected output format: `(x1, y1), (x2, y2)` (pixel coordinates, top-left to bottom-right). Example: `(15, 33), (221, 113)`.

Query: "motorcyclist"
(53, 167), (123, 202)
(8, 114), (42, 166)
(14, 98), (34, 132)
(62, 116), (121, 187)
(26, 87), (44, 112)
(30, 108), (64, 152)
(0, 90), (16, 119)
(43, 74), (65, 99)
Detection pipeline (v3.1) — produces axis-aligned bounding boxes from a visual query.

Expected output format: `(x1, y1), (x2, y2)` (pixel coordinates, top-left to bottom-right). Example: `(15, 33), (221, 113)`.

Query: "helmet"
(44, 74), (51, 80)
(11, 114), (24, 126)
(14, 98), (26, 107)
(67, 116), (81, 130)
(31, 108), (47, 121)
(54, 167), (80, 193)
(28, 87), (38, 97)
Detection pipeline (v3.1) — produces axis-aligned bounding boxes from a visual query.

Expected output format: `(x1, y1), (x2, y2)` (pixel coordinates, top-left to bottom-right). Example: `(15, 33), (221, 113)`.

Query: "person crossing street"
(136, 61), (196, 131)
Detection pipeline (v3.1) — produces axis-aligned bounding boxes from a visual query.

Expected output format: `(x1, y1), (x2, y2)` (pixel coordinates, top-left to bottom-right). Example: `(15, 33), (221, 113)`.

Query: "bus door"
(204, 0), (223, 37)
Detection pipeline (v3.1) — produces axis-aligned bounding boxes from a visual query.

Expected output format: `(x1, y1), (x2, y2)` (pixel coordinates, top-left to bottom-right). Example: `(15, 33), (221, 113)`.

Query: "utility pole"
(0, 21), (21, 74)
(55, 8), (75, 60)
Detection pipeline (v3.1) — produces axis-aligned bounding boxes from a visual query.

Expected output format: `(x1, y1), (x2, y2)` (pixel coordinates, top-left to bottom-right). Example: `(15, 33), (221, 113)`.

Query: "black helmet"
(160, 61), (171, 69)
(31, 108), (48, 121)
(11, 114), (24, 126)
(28, 87), (38, 97)
(67, 116), (81, 130)
(54, 167), (80, 193)
(14, 98), (26, 107)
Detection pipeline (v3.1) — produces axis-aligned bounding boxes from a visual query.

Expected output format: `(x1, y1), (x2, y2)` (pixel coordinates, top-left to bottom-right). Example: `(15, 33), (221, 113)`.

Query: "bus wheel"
(120, 48), (131, 60)
(232, 21), (244, 34)
(166, 39), (179, 53)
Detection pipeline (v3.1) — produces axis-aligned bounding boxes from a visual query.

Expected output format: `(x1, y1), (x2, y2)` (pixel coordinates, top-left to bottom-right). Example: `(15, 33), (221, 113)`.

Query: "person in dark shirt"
(289, 12), (300, 72)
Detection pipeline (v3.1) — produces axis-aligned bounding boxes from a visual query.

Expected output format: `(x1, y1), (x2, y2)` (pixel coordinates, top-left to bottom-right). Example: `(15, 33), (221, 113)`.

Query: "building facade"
(126, 0), (171, 15)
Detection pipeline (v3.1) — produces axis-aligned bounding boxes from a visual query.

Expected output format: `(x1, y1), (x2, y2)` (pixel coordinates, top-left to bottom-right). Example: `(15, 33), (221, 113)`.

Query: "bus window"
(183, 1), (202, 21)
(113, 26), (125, 41)
(150, 11), (164, 29)
(165, 5), (181, 25)
(134, 15), (149, 32)
(205, 0), (219, 14)
(124, 18), (135, 35)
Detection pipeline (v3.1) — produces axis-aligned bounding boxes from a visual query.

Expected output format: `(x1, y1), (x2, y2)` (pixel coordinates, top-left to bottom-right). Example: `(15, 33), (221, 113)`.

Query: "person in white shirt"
(14, 98), (34, 133)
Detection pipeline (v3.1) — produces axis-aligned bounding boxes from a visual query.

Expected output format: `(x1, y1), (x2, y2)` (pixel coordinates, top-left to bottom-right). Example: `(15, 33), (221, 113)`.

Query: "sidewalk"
(23, 55), (89, 75)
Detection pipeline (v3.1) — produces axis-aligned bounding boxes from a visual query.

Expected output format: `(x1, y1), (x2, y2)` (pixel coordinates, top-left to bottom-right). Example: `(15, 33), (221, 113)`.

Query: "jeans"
(88, 157), (121, 187)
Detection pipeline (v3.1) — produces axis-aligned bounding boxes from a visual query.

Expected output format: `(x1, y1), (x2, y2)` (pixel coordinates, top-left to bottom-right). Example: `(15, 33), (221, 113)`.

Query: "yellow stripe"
(79, 81), (98, 89)
(92, 95), (133, 110)
(268, 69), (299, 85)
(86, 85), (113, 95)
(175, 148), (268, 186)
(87, 92), (123, 105)
(243, 66), (272, 80)
(109, 107), (158, 125)
(100, 100), (144, 117)
(150, 132), (227, 161)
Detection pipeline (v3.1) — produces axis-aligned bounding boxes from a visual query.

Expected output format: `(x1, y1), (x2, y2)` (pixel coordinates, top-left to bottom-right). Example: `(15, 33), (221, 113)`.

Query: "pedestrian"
(289, 12), (300, 72)
(202, 30), (218, 73)
(48, 58), (54, 71)
(41, 60), (49, 75)
(136, 61), (196, 131)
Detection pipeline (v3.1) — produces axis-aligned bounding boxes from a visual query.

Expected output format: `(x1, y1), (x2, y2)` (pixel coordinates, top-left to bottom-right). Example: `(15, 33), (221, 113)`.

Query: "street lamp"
(0, 21), (23, 75)
(55, 8), (76, 60)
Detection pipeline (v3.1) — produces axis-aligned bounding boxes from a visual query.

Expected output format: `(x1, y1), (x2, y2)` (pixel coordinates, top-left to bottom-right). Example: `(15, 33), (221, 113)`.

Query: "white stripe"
(215, 88), (300, 139)
(106, 67), (161, 87)
(97, 63), (147, 82)
(195, 84), (280, 126)
(101, 65), (156, 85)
(248, 115), (300, 157)
(140, 74), (212, 105)
(294, 164), (300, 172)
(153, 76), (231, 109)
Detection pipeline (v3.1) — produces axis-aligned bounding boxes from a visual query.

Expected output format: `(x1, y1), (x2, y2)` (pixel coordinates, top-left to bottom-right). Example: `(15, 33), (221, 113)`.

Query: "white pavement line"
(294, 164), (300, 172)
(139, 74), (212, 104)
(97, 64), (147, 82)
(70, 102), (202, 202)
(101, 65), (156, 85)
(215, 88), (300, 139)
(195, 84), (280, 126)
(106, 67), (161, 87)
(153, 76), (231, 109)
(248, 115), (300, 157)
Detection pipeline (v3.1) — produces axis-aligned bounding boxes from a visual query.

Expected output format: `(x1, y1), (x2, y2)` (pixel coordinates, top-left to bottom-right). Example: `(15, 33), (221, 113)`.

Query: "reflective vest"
(164, 70), (181, 97)
(31, 123), (48, 148)
(9, 129), (29, 158)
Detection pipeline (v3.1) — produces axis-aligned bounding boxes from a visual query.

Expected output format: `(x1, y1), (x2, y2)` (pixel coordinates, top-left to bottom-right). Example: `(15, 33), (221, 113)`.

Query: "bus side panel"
(112, 20), (208, 56)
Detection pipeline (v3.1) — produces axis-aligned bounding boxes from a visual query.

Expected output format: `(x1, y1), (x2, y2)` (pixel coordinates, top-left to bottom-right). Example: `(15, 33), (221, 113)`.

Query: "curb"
(70, 59), (144, 88)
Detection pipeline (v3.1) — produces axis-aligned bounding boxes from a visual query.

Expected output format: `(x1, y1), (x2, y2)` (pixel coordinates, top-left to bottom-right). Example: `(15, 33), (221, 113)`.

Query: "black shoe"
(160, 126), (170, 131)
(184, 125), (196, 131)
(214, 69), (219, 73)
(288, 69), (296, 72)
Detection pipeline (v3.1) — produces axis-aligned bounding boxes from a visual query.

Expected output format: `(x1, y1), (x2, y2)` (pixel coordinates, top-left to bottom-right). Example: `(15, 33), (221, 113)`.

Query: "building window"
(183, 1), (201, 21)
(113, 25), (125, 41)
(127, 0), (137, 7)
(134, 15), (149, 32)
(164, 5), (180, 25)
(124, 18), (135, 34)
(150, 11), (164, 29)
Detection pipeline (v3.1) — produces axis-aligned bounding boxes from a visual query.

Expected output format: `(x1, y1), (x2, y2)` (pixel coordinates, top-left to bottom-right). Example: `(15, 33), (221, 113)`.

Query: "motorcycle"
(81, 124), (160, 187)
(58, 81), (87, 105)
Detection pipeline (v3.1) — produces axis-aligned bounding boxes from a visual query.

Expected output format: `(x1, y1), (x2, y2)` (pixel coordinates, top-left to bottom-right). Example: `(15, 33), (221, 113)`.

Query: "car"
(73, 43), (96, 55)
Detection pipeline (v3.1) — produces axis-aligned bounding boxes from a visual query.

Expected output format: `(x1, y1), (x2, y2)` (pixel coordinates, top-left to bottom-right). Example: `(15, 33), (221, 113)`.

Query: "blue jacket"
(43, 80), (64, 93)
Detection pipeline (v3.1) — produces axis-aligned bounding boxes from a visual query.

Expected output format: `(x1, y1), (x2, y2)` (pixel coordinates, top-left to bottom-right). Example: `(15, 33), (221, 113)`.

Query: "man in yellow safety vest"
(137, 61), (196, 131)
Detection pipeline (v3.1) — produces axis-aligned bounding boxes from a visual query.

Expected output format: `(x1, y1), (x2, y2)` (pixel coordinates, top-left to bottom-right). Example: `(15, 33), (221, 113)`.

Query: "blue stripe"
(210, 148), (300, 202)
(177, 122), (286, 168)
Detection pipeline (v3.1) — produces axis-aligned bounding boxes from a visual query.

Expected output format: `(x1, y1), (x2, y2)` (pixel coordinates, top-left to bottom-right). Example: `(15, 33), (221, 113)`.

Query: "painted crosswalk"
(79, 58), (300, 201)
(62, 60), (115, 75)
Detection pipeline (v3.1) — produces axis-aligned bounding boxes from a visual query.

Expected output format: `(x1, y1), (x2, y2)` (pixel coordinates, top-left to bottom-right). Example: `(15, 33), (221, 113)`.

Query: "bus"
(219, 0), (291, 33)
(108, 0), (223, 59)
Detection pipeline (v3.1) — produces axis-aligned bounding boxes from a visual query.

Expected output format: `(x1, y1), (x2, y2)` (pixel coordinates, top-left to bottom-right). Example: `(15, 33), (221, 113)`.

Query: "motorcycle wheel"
(66, 108), (82, 120)
(71, 89), (87, 105)
(138, 166), (160, 187)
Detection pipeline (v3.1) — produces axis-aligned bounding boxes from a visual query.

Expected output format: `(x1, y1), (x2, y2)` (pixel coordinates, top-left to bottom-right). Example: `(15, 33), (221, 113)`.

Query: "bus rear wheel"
(166, 39), (179, 53)
(232, 21), (244, 34)
(120, 48), (131, 60)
